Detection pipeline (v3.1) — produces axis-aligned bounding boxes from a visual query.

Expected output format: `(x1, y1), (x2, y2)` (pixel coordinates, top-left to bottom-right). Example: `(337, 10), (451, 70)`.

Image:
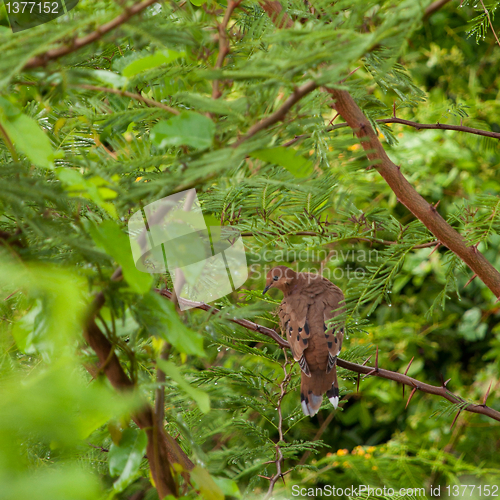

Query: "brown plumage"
(263, 265), (345, 417)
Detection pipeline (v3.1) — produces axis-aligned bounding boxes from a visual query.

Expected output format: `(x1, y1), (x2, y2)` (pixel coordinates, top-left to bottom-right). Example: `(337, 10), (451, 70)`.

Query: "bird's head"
(263, 265), (297, 295)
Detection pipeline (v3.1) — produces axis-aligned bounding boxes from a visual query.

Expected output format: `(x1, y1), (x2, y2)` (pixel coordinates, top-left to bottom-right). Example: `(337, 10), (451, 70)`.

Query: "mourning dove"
(263, 265), (345, 416)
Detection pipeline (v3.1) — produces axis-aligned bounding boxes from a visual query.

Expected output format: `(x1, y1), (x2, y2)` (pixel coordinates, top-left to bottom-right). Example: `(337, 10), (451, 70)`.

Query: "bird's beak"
(262, 284), (271, 295)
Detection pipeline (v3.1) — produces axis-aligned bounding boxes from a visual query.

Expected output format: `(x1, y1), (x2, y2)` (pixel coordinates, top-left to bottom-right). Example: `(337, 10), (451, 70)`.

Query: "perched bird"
(263, 265), (345, 417)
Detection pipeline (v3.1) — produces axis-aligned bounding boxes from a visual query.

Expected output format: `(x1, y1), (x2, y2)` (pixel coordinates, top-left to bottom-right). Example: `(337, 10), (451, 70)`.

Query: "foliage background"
(0, 0), (500, 499)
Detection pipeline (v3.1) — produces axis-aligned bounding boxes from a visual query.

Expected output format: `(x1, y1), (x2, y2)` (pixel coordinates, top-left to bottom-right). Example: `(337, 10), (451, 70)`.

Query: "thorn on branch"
(328, 113), (339, 126)
(440, 374), (451, 388)
(450, 409), (462, 429)
(482, 381), (493, 406)
(429, 242), (441, 256)
(464, 274), (477, 288)
(362, 347), (379, 380)
(430, 200), (440, 212)
(361, 355), (373, 366)
(405, 385), (418, 409)
(402, 356), (414, 398)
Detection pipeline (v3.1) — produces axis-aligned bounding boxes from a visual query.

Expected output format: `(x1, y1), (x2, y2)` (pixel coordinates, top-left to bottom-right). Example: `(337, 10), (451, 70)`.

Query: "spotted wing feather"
(279, 295), (312, 377)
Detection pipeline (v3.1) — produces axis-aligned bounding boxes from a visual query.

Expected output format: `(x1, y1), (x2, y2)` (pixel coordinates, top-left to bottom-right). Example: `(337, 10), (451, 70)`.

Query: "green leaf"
(11, 301), (46, 355)
(213, 477), (241, 499)
(190, 466), (224, 500)
(0, 97), (56, 169)
(157, 360), (210, 414)
(134, 292), (206, 357)
(56, 169), (118, 219)
(151, 111), (215, 150)
(92, 70), (127, 88)
(122, 50), (185, 78)
(109, 428), (148, 493)
(87, 220), (153, 294)
(249, 147), (314, 178)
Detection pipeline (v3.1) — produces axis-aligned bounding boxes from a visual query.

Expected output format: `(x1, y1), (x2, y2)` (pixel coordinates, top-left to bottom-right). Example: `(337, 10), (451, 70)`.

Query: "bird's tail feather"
(326, 369), (340, 409)
(300, 374), (324, 417)
(300, 368), (340, 416)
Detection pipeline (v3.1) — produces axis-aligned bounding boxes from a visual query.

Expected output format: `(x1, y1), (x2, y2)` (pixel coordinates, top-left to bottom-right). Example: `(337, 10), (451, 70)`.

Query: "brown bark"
(84, 319), (194, 499)
(328, 89), (500, 298)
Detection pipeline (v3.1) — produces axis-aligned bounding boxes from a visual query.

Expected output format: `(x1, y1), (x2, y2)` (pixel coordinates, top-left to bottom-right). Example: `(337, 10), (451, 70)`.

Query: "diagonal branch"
(157, 288), (500, 424)
(76, 84), (179, 114)
(424, 0), (453, 19)
(258, 0), (500, 298)
(233, 80), (318, 147)
(328, 89), (500, 298)
(212, 0), (242, 99)
(479, 0), (500, 48)
(23, 0), (159, 70)
(84, 273), (194, 499)
(240, 231), (438, 249)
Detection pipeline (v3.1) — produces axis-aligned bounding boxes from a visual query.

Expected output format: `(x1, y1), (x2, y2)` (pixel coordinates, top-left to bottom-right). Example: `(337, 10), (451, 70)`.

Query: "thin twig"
(240, 231), (438, 249)
(233, 80), (318, 147)
(76, 84), (179, 114)
(212, 0), (242, 99)
(285, 116), (500, 146)
(424, 0), (452, 19)
(23, 0), (159, 69)
(264, 350), (291, 500)
(479, 0), (500, 48)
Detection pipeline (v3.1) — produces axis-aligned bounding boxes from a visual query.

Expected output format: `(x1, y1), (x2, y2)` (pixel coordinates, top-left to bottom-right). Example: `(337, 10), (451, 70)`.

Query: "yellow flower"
(367, 446), (376, 453)
(372, 466), (378, 471)
(332, 461), (339, 467)
(135, 176), (143, 182)
(347, 143), (361, 152)
(342, 461), (351, 469)
(364, 454), (372, 460)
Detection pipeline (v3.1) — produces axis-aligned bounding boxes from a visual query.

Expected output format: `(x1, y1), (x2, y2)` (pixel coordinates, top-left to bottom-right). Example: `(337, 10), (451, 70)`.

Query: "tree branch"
(23, 0), (159, 70)
(157, 288), (500, 424)
(328, 89), (500, 298)
(259, 0), (294, 29)
(84, 272), (194, 499)
(240, 231), (438, 249)
(368, 117), (500, 141)
(424, 0), (452, 19)
(286, 117), (500, 146)
(212, 0), (242, 99)
(259, 0), (500, 299)
(479, 0), (500, 48)
(233, 80), (318, 147)
(76, 84), (179, 114)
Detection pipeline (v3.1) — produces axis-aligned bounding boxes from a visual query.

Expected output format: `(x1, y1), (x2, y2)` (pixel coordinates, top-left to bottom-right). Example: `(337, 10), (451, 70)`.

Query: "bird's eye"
(273, 275), (279, 281)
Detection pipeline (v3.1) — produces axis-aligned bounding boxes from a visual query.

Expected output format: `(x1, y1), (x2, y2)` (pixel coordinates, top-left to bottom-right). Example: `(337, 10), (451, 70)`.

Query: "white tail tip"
(329, 396), (339, 409)
(301, 400), (311, 416)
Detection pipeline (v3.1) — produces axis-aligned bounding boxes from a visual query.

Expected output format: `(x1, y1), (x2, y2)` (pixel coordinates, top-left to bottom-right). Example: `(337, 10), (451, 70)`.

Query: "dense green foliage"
(1, 0), (500, 499)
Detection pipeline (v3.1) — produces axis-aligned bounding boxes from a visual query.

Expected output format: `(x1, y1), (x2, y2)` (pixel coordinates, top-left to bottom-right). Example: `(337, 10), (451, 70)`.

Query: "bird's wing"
(300, 275), (345, 373)
(279, 294), (312, 376)
(320, 281), (345, 372)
